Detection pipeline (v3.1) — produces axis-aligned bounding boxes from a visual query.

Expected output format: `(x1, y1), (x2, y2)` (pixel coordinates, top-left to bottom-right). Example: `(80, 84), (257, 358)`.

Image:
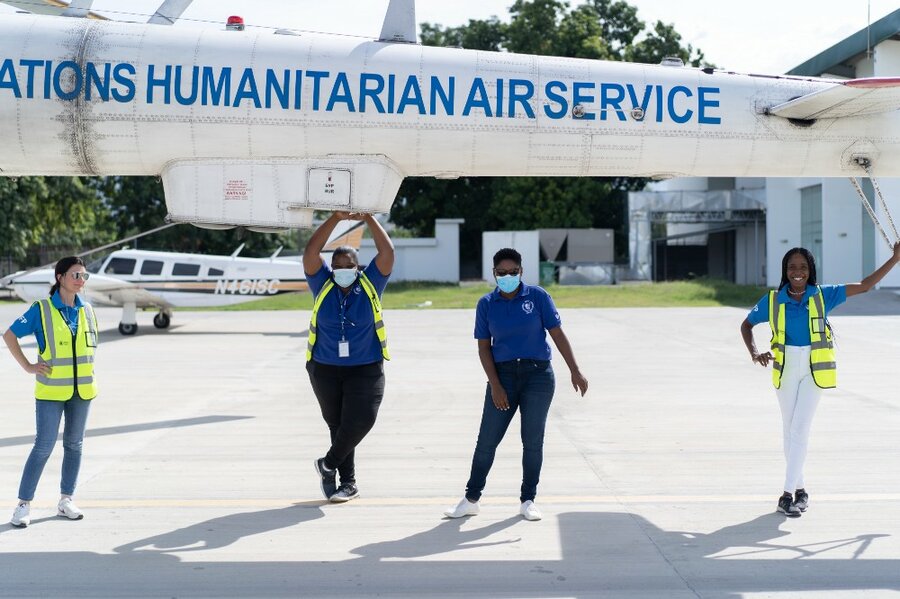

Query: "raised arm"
(303, 212), (347, 276)
(846, 241), (900, 297)
(365, 214), (394, 276)
(548, 327), (588, 396)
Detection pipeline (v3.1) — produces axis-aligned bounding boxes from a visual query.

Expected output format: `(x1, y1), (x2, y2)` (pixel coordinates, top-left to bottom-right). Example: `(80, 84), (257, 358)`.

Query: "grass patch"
(203, 278), (766, 311)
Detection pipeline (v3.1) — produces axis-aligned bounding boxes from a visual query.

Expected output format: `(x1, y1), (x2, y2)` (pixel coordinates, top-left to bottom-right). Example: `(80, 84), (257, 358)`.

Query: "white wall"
(821, 179), (863, 285)
(875, 40), (900, 75)
(735, 222), (766, 285)
(764, 178), (805, 286)
(358, 218), (463, 282)
(482, 231), (540, 285)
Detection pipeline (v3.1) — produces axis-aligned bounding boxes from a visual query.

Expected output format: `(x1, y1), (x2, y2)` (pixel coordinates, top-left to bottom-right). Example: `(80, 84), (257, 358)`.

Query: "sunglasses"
(494, 269), (520, 277)
(64, 272), (90, 281)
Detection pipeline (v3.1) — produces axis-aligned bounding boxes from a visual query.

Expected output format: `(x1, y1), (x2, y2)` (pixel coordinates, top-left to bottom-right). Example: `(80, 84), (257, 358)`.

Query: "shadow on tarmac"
(0, 415), (253, 448)
(4, 510), (895, 597)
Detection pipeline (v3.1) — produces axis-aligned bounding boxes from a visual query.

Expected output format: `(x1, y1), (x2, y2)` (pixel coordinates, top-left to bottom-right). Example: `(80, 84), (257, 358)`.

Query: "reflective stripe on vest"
(306, 273), (390, 362)
(768, 287), (836, 390)
(35, 299), (99, 400)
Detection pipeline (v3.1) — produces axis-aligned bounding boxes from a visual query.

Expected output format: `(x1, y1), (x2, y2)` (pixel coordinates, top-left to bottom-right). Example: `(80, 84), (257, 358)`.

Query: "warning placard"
(224, 179), (250, 200)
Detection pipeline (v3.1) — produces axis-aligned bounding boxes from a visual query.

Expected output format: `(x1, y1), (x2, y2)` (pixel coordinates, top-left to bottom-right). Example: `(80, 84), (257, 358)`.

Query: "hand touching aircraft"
(1, 0), (899, 231)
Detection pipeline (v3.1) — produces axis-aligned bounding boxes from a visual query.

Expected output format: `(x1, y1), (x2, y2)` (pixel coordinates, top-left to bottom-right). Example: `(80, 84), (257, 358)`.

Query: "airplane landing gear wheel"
(118, 322), (138, 336)
(153, 313), (171, 329)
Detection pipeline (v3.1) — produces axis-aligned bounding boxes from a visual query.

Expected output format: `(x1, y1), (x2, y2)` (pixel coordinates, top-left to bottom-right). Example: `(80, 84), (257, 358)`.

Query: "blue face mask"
(333, 268), (359, 288)
(496, 274), (521, 293)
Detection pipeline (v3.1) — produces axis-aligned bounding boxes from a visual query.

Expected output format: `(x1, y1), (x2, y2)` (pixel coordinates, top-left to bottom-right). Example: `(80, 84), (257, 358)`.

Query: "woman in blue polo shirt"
(303, 211), (394, 503)
(740, 243), (900, 518)
(445, 247), (588, 521)
(3, 256), (99, 528)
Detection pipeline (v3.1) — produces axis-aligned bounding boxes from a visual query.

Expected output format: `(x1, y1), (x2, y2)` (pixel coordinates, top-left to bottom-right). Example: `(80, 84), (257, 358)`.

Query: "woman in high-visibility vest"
(3, 256), (100, 528)
(444, 247), (588, 521)
(304, 211), (394, 503)
(740, 243), (900, 518)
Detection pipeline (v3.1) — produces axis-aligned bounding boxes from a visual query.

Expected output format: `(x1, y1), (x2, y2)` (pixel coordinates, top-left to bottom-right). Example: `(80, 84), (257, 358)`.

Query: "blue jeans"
(465, 359), (555, 503)
(18, 395), (92, 501)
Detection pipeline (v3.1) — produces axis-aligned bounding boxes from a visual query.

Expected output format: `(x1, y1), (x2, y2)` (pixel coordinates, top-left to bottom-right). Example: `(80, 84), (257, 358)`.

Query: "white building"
(629, 9), (900, 288)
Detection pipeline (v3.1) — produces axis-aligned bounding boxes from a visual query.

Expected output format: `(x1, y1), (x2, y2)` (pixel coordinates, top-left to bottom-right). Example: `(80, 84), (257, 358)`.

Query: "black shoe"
(314, 458), (337, 499)
(793, 489), (809, 512)
(330, 482), (360, 503)
(777, 494), (801, 517)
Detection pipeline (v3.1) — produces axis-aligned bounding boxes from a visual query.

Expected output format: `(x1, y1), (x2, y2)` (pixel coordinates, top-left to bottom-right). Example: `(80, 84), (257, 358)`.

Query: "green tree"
(396, 0), (707, 270)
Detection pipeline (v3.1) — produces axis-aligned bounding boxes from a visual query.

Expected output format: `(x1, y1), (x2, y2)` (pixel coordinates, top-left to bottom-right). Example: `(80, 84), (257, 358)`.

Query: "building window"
(105, 258), (136, 275)
(172, 263), (200, 276)
(140, 260), (164, 275)
(800, 185), (823, 275)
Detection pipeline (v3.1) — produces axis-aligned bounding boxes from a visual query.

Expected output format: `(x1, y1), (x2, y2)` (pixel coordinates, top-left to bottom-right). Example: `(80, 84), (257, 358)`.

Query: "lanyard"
(338, 289), (355, 340)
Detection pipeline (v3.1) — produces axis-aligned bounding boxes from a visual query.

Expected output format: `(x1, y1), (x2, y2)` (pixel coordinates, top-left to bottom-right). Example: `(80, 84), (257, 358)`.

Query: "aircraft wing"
(6, 269), (171, 310)
(84, 278), (173, 310)
(768, 78), (900, 120)
(0, 0), (108, 19)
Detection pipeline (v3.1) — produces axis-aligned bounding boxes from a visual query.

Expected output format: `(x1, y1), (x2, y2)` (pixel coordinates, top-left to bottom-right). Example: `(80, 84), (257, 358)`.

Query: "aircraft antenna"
(867, 0), (873, 60)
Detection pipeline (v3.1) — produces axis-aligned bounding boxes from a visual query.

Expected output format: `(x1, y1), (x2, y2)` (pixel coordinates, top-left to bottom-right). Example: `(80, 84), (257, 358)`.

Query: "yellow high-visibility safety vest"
(34, 299), (99, 401)
(306, 273), (390, 362)
(768, 286), (836, 389)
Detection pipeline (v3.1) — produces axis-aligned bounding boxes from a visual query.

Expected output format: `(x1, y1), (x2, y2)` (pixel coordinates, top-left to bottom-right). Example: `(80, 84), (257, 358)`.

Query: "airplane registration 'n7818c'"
(1, 0), (900, 230)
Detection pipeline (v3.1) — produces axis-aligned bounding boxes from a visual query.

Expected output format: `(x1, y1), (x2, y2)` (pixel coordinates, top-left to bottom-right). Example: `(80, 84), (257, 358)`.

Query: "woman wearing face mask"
(444, 248), (588, 521)
(3, 256), (100, 528)
(740, 242), (900, 518)
(303, 211), (394, 503)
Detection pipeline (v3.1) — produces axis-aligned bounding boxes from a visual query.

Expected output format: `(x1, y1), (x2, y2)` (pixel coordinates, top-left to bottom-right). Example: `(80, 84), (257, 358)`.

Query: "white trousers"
(775, 346), (822, 493)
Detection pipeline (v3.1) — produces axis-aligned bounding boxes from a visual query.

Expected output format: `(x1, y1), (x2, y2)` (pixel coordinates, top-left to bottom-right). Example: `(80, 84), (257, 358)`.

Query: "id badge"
(338, 340), (350, 358)
(811, 317), (826, 334)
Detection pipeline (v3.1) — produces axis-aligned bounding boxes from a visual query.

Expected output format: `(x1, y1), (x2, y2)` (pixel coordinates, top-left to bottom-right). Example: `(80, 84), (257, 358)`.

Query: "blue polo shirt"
(747, 285), (846, 346)
(474, 283), (561, 362)
(307, 258), (390, 366)
(8, 291), (84, 353)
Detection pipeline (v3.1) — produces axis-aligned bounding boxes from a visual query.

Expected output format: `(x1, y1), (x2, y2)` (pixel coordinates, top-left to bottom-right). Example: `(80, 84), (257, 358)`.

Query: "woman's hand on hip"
(571, 369), (588, 396)
(25, 362), (51, 376)
(490, 382), (509, 411)
(751, 351), (773, 367)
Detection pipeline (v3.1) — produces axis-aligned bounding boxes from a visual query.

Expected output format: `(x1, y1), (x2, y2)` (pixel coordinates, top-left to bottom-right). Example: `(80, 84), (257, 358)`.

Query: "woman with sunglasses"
(444, 247), (588, 521)
(3, 256), (100, 528)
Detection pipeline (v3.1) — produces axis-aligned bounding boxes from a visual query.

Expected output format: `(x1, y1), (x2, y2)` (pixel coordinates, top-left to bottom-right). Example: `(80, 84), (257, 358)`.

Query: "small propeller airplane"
(1, 0), (899, 232)
(0, 220), (364, 335)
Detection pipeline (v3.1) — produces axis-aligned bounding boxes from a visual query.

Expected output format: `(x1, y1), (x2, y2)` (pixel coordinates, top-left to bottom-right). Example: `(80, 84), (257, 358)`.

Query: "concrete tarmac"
(2, 294), (900, 598)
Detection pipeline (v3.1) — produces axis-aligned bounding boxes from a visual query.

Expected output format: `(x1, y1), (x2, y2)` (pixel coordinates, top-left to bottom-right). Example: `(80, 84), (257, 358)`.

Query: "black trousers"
(306, 360), (385, 484)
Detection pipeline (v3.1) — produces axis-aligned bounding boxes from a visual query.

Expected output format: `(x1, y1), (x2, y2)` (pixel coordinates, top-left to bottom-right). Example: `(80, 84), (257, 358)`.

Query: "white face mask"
(332, 268), (359, 288)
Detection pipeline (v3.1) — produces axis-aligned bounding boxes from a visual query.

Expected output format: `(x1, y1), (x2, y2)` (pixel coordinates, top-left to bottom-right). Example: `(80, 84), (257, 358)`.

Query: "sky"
(1, 0), (898, 75)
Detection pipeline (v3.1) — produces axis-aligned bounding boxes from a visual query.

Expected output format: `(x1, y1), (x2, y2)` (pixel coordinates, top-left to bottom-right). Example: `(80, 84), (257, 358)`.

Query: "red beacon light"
(226, 16), (245, 31)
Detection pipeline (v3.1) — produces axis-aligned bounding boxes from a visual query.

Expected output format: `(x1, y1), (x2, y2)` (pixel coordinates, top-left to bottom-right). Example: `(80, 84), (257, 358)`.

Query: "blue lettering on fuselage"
(0, 58), (722, 126)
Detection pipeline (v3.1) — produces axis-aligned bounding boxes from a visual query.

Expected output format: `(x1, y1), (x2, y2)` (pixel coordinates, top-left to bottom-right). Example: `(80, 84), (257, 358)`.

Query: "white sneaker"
(520, 500), (542, 521)
(57, 497), (84, 520)
(443, 497), (479, 519)
(10, 502), (30, 528)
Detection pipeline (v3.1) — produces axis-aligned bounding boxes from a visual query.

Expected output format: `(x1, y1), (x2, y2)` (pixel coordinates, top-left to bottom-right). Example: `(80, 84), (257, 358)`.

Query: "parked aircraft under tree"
(1, 0), (899, 231)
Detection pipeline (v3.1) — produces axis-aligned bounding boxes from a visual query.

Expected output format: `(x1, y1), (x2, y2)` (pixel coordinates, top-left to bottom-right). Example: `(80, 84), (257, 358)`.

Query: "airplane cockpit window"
(208, 267), (224, 277)
(105, 258), (136, 275)
(86, 258), (104, 274)
(173, 263), (201, 276)
(141, 260), (164, 275)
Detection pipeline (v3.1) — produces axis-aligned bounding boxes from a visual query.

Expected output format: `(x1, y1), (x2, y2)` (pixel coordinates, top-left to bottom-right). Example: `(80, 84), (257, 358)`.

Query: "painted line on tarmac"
(22, 493), (900, 509)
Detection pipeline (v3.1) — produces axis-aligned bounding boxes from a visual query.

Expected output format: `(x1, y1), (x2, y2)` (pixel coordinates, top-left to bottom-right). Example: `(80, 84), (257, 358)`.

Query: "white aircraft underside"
(1, 6), (900, 229)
